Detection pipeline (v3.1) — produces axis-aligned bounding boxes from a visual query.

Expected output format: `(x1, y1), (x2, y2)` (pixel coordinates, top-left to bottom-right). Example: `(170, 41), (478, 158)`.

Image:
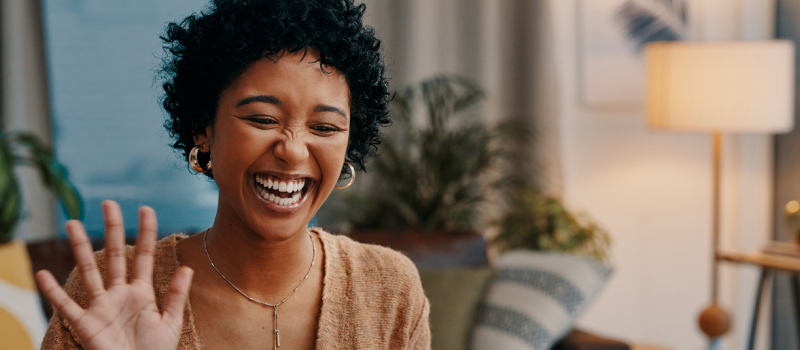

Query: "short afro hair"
(159, 0), (390, 179)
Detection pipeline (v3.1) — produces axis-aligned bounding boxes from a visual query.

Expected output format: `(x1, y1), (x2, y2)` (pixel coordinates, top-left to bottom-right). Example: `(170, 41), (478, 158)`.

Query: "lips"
(253, 174), (310, 206)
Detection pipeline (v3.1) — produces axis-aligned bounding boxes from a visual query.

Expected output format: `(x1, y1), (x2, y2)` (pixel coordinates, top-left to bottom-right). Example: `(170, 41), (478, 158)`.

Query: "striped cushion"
(473, 251), (613, 350)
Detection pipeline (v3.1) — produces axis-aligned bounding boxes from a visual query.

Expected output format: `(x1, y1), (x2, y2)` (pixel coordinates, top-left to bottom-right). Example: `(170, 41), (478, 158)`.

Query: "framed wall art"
(578, 0), (692, 108)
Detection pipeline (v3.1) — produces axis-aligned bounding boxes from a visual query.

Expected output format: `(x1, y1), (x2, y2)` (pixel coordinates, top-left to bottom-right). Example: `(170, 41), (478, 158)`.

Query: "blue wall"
(42, 0), (217, 237)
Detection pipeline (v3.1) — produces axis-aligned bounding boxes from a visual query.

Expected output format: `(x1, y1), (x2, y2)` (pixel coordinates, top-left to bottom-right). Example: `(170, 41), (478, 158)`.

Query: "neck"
(203, 205), (315, 302)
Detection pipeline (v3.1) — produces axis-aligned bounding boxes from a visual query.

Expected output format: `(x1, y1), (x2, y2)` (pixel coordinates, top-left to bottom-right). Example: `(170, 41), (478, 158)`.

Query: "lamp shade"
(645, 41), (795, 133)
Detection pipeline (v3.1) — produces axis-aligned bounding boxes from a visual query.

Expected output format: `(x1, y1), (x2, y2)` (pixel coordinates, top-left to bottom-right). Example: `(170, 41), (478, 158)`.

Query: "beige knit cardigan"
(41, 228), (431, 349)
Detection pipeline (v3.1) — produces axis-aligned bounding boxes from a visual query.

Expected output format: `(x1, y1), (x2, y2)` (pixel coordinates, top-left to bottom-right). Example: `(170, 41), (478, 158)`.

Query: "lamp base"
(698, 303), (731, 339)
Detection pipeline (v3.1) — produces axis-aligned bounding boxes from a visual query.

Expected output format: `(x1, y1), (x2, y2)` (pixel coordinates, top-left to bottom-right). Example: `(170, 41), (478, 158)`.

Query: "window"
(43, 0), (216, 237)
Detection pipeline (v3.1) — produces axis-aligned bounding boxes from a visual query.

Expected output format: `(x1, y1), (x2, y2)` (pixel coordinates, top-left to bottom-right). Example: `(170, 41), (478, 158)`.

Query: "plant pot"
(0, 240), (47, 349)
(346, 230), (488, 268)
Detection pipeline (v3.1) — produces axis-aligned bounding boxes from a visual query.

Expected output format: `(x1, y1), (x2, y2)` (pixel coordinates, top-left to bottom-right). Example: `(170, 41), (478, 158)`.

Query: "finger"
(102, 201), (127, 287)
(162, 267), (193, 329)
(66, 220), (106, 300)
(132, 206), (157, 284)
(35, 270), (86, 324)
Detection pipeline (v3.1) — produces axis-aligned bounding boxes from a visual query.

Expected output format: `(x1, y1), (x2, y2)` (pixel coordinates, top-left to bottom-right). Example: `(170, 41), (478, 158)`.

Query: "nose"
(273, 132), (309, 165)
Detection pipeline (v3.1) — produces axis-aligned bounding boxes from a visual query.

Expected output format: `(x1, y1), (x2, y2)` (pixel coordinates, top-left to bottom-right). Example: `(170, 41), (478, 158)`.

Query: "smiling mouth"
(254, 174), (310, 206)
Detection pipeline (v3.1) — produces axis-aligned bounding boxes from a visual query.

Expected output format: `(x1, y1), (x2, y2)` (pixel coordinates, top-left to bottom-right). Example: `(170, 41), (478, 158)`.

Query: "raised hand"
(36, 201), (194, 350)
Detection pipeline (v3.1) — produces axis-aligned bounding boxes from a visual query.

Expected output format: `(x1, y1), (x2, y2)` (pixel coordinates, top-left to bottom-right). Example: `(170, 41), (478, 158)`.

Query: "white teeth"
(255, 175), (309, 193)
(257, 191), (302, 206)
(255, 175), (309, 206)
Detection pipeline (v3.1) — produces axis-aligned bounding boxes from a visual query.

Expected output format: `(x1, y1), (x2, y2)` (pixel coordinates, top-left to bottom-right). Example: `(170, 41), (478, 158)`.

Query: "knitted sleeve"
(406, 296), (431, 350)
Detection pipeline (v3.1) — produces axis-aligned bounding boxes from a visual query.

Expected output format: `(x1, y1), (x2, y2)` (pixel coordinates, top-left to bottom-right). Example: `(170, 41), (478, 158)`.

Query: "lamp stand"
(698, 132), (731, 342)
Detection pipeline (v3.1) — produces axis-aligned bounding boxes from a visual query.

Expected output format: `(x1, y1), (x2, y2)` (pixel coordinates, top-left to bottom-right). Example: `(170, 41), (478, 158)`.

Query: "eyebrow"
(236, 95), (281, 107)
(314, 104), (348, 120)
(236, 95), (348, 120)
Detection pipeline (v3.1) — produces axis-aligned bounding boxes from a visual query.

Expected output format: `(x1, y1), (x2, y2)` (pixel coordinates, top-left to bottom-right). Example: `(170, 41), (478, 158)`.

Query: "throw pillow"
(0, 240), (48, 350)
(473, 251), (613, 350)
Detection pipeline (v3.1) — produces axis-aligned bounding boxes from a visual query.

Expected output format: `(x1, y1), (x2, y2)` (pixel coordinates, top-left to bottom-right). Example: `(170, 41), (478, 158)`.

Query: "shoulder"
(314, 228), (423, 290)
(313, 228), (431, 348)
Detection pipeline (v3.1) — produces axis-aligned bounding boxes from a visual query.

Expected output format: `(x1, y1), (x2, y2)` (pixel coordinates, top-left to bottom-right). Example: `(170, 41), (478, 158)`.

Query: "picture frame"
(577, 0), (692, 108)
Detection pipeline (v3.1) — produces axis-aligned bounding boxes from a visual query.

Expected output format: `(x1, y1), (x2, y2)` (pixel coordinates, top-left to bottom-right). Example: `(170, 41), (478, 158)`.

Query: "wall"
(550, 0), (776, 349)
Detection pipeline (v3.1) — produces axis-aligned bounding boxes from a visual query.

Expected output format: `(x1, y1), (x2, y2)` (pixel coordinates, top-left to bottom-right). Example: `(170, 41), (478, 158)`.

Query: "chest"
(189, 280), (323, 350)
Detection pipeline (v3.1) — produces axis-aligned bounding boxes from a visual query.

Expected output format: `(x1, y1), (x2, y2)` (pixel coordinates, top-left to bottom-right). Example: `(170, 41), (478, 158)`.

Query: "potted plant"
(0, 132), (82, 243)
(0, 132), (82, 349)
(321, 75), (525, 266)
(492, 187), (610, 262)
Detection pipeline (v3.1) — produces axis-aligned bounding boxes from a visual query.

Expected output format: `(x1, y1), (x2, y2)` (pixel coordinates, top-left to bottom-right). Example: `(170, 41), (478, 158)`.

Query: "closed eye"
(244, 117), (277, 125)
(311, 125), (343, 134)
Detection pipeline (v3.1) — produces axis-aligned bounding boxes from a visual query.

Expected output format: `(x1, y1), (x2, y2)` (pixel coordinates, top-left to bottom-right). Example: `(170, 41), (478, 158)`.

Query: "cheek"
(210, 125), (264, 183)
(312, 135), (350, 182)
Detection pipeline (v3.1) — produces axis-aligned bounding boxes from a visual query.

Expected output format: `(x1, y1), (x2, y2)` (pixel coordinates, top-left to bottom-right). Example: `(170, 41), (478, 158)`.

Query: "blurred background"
(3, 0), (800, 350)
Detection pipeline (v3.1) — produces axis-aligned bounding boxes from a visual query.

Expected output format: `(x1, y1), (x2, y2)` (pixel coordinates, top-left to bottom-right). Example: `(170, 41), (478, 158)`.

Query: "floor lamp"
(644, 41), (795, 344)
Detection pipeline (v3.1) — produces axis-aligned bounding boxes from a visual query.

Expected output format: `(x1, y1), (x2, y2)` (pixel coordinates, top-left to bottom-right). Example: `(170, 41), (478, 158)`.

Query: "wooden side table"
(716, 250), (800, 350)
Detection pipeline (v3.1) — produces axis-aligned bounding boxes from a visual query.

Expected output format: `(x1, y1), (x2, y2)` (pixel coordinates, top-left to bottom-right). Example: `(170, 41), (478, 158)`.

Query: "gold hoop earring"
(335, 162), (355, 189)
(189, 145), (212, 173)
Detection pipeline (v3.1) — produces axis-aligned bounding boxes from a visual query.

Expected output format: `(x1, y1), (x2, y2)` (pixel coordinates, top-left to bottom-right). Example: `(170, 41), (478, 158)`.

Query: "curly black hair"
(159, 0), (390, 179)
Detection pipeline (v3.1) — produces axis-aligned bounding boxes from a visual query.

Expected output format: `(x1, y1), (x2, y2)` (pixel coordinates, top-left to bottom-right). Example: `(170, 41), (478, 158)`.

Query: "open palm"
(36, 201), (194, 350)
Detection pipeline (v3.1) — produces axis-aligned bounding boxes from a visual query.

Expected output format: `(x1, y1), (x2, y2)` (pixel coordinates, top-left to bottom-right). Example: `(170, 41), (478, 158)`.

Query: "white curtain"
(360, 0), (563, 195)
(1, 0), (55, 242)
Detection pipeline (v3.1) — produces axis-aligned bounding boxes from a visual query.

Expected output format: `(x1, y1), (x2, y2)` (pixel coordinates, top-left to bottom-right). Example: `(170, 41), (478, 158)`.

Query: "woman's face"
(195, 50), (350, 239)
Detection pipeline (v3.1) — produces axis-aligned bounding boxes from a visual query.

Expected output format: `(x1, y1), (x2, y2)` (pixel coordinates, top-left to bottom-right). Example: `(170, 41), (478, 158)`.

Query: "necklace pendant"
(276, 330), (280, 347)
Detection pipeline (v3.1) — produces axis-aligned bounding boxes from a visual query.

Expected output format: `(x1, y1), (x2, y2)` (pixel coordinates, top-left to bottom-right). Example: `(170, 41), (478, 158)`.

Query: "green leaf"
(0, 136), (21, 243)
(493, 187), (611, 262)
(14, 133), (83, 220)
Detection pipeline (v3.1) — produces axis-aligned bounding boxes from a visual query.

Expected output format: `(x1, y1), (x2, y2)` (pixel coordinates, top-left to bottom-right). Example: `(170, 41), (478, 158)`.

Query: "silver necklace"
(203, 229), (316, 350)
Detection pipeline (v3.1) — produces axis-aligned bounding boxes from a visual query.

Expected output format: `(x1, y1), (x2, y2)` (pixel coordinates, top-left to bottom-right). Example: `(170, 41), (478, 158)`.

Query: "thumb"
(162, 267), (194, 329)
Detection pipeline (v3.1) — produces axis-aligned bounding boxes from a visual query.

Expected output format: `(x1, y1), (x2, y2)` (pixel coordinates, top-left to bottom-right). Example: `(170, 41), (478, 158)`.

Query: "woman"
(36, 0), (430, 349)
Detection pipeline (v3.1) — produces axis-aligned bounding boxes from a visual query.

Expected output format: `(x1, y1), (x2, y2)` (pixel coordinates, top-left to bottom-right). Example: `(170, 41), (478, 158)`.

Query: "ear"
(192, 125), (214, 152)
